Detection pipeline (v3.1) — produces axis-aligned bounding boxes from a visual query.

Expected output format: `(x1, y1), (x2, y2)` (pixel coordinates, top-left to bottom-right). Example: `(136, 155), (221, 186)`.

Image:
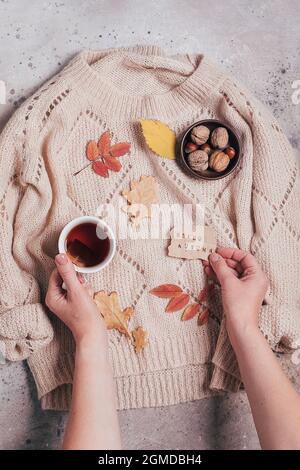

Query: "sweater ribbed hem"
(39, 363), (223, 411)
(64, 45), (227, 121)
(28, 324), (242, 411)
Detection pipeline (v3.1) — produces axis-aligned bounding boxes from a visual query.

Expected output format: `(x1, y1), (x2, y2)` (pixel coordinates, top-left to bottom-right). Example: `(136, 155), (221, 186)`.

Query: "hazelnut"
(185, 142), (198, 153)
(210, 127), (229, 149)
(200, 143), (212, 155)
(191, 125), (210, 145)
(209, 150), (230, 172)
(225, 146), (236, 159)
(187, 150), (209, 173)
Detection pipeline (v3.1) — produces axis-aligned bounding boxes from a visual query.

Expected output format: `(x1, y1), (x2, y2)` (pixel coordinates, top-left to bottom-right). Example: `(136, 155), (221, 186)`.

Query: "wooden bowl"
(180, 119), (241, 180)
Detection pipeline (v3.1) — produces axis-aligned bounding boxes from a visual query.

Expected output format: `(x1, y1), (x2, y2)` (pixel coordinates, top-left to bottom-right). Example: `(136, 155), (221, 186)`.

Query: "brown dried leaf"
(132, 326), (148, 353)
(94, 291), (134, 337)
(198, 308), (209, 326)
(122, 175), (158, 227)
(181, 303), (200, 321)
(149, 284), (183, 298)
(165, 292), (190, 313)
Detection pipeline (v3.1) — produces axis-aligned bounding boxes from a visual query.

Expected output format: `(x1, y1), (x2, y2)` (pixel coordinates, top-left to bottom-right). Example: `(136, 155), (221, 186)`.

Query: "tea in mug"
(66, 222), (110, 267)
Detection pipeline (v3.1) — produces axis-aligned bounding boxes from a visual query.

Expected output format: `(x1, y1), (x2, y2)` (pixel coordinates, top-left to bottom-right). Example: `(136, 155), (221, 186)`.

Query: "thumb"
(209, 252), (235, 286)
(55, 253), (80, 292)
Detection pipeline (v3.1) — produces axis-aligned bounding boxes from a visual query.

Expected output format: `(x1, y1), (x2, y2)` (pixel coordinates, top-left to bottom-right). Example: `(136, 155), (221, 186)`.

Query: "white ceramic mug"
(58, 215), (116, 273)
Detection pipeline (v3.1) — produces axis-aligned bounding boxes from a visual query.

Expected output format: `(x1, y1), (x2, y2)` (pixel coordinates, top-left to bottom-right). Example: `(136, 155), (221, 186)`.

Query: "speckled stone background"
(0, 0), (299, 450)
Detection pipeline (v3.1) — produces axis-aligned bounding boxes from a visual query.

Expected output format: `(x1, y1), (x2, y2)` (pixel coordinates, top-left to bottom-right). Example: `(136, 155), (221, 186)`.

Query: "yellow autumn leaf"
(140, 119), (176, 160)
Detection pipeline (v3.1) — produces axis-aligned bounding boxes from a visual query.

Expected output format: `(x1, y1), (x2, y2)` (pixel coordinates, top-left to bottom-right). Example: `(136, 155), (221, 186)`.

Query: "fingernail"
(55, 253), (68, 265)
(210, 253), (220, 263)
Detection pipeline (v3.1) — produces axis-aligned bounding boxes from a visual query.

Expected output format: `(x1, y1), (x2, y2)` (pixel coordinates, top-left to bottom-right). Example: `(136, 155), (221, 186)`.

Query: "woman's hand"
(204, 248), (300, 450)
(47, 254), (121, 450)
(45, 253), (107, 347)
(203, 247), (269, 343)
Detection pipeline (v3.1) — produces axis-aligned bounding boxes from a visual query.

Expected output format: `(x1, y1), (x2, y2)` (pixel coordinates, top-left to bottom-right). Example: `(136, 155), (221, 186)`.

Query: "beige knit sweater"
(0, 45), (299, 410)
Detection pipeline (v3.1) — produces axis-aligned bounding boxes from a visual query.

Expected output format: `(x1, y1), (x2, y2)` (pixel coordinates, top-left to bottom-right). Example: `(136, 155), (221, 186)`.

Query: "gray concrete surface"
(0, 0), (299, 450)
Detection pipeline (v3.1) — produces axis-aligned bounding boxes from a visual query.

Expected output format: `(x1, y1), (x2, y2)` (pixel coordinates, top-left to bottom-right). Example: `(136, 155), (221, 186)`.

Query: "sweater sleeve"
(210, 77), (300, 391)
(0, 108), (53, 361)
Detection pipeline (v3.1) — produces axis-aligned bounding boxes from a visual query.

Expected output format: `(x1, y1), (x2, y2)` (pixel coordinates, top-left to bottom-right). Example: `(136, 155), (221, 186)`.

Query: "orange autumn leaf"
(86, 140), (100, 161)
(198, 308), (209, 326)
(92, 160), (109, 177)
(110, 142), (131, 158)
(165, 292), (189, 313)
(98, 131), (111, 156)
(149, 284), (183, 299)
(76, 131), (131, 178)
(181, 303), (200, 321)
(103, 155), (122, 172)
(198, 283), (215, 302)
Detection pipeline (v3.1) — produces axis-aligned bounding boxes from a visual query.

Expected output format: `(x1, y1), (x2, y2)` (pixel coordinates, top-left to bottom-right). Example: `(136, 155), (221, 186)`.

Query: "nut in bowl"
(180, 119), (240, 180)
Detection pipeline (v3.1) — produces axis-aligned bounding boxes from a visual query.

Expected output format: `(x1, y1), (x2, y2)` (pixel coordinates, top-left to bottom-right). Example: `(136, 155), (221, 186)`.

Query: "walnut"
(187, 150), (209, 172)
(209, 150), (230, 172)
(190, 125), (210, 145)
(210, 127), (229, 149)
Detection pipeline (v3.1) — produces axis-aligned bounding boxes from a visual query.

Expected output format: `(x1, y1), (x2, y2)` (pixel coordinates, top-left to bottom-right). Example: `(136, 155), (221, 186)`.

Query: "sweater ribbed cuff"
(209, 319), (242, 392)
(0, 303), (54, 361)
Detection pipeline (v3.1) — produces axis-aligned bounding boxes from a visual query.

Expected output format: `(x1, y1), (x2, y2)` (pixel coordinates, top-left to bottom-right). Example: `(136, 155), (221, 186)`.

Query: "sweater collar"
(65, 45), (226, 121)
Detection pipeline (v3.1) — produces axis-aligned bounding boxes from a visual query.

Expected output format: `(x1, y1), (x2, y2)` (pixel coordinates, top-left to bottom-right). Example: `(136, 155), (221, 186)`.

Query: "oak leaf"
(122, 175), (158, 227)
(132, 326), (148, 353)
(94, 291), (134, 337)
(140, 119), (176, 160)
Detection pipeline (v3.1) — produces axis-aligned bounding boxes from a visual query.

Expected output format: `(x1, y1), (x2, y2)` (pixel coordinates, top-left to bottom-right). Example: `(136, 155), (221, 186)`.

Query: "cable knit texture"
(0, 46), (299, 410)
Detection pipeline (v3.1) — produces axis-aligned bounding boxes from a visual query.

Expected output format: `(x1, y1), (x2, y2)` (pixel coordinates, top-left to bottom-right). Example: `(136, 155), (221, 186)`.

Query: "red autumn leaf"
(98, 131), (111, 157)
(165, 292), (190, 313)
(86, 140), (100, 161)
(198, 308), (209, 326)
(110, 142), (131, 158)
(198, 283), (215, 302)
(103, 155), (122, 172)
(92, 160), (109, 177)
(181, 303), (200, 321)
(149, 284), (183, 299)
